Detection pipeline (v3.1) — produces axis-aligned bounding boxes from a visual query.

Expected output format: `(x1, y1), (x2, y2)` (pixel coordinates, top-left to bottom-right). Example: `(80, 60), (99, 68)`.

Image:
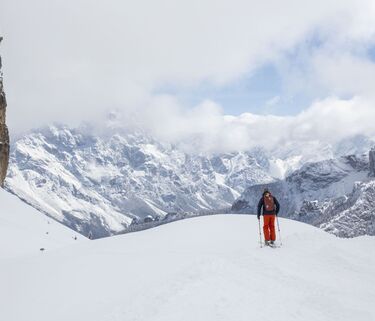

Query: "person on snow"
(257, 188), (280, 246)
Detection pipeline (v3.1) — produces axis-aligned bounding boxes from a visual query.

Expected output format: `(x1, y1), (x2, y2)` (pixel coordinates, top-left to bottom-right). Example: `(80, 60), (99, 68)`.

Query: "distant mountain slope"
(232, 152), (375, 237)
(5, 125), (274, 238)
(0, 189), (85, 258)
(318, 179), (375, 237)
(0, 215), (374, 321)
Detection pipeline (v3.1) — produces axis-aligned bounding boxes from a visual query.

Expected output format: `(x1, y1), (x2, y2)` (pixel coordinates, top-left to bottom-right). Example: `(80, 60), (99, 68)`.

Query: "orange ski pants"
(263, 215), (276, 241)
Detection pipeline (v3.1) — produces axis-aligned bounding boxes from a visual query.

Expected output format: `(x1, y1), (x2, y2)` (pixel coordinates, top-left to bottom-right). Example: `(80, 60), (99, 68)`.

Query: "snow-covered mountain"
(1, 214), (374, 321)
(233, 150), (375, 237)
(6, 122), (375, 239)
(5, 124), (275, 238)
(319, 179), (375, 237)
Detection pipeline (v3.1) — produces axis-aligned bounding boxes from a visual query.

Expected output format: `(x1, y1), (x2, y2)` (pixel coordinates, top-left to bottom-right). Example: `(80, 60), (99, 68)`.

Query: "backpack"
(264, 195), (275, 213)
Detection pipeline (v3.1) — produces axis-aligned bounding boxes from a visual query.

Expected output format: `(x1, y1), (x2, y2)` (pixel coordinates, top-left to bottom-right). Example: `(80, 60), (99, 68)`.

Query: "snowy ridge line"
(119, 207), (233, 235)
(4, 188), (69, 230)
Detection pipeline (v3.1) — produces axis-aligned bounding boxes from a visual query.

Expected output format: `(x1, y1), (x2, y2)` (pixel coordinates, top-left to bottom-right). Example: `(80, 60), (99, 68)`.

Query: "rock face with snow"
(318, 180), (375, 237)
(5, 125), (274, 238)
(233, 152), (375, 237)
(0, 37), (10, 187)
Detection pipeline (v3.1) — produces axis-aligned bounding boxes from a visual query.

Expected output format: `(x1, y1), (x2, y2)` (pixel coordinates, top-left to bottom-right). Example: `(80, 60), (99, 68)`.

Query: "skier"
(257, 188), (280, 246)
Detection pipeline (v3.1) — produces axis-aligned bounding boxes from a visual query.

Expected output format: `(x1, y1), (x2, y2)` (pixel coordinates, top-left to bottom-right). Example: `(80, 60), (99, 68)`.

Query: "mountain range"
(5, 123), (375, 238)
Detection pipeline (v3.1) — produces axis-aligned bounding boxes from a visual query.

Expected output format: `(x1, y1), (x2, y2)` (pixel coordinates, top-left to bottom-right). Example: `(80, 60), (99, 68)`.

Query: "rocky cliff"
(0, 37), (10, 187)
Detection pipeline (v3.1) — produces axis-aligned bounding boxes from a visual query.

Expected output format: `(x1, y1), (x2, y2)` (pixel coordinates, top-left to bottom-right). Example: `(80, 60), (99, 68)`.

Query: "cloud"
(99, 95), (375, 154)
(235, 96), (375, 152)
(312, 52), (375, 97)
(1, 0), (375, 159)
(289, 96), (375, 142)
(1, 0), (375, 134)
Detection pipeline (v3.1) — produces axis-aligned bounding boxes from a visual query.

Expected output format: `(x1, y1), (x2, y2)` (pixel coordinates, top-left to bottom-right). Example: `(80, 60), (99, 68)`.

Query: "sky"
(1, 0), (375, 152)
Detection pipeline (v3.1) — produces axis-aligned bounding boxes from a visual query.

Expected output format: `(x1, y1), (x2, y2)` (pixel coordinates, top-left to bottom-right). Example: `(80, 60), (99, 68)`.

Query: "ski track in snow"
(0, 193), (374, 321)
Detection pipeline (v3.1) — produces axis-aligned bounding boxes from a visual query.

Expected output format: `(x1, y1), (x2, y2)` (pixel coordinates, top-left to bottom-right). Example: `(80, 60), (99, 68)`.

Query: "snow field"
(0, 210), (374, 321)
(0, 190), (86, 258)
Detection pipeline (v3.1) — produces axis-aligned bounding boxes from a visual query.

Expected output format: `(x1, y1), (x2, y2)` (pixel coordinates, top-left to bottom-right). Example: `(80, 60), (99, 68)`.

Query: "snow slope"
(0, 189), (86, 258)
(0, 214), (374, 321)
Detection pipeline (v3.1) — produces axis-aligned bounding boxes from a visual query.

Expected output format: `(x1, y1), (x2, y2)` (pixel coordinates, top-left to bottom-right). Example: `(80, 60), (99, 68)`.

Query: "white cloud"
(101, 95), (375, 154)
(1, 0), (375, 133)
(236, 96), (375, 151)
(1, 0), (375, 160)
(312, 52), (375, 97)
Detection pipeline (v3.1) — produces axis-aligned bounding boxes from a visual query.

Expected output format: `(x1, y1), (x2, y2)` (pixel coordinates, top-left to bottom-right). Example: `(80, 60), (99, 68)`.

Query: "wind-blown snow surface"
(0, 189), (85, 258)
(1, 214), (374, 321)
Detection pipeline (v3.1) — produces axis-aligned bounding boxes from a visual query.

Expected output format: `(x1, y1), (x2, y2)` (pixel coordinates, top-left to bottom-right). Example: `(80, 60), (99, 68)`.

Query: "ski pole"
(276, 216), (282, 247)
(258, 217), (262, 248)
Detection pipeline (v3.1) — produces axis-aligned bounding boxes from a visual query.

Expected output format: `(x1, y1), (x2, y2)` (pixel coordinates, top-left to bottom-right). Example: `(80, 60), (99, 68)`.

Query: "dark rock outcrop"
(0, 37), (10, 187)
(370, 147), (375, 177)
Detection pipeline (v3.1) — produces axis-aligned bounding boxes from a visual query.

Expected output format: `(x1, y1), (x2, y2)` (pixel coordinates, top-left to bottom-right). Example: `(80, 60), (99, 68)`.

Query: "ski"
(262, 242), (282, 248)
